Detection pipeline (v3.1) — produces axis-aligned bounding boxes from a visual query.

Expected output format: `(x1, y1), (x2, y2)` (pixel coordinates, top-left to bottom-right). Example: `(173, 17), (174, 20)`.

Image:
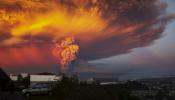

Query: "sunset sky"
(0, 0), (175, 80)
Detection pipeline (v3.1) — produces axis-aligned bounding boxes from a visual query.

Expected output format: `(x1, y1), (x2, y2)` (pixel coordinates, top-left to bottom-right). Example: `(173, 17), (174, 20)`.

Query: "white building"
(21, 73), (29, 78)
(30, 75), (62, 83)
(9, 73), (62, 84)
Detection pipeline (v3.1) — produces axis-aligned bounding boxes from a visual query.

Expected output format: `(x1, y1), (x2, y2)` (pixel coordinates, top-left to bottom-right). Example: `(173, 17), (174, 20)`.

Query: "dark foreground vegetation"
(28, 76), (175, 100)
(1, 75), (175, 100)
(40, 76), (141, 100)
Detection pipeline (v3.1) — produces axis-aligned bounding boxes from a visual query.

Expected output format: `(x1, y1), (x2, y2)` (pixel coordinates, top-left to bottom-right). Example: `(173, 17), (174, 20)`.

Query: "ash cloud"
(78, 0), (175, 60)
(0, 0), (175, 62)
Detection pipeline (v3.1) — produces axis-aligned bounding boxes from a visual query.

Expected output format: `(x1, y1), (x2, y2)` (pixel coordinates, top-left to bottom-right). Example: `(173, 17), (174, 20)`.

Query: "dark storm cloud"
(78, 0), (175, 60)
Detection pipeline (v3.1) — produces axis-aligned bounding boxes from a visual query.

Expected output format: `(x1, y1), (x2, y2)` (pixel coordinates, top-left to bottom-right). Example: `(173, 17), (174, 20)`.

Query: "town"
(1, 68), (175, 100)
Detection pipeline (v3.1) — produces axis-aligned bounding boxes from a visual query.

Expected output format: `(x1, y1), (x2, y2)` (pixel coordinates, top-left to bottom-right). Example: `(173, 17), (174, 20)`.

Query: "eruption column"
(53, 37), (79, 71)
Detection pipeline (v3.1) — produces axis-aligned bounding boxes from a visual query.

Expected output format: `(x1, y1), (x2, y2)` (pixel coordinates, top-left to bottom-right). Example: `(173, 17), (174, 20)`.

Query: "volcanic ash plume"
(52, 37), (79, 70)
(0, 0), (175, 68)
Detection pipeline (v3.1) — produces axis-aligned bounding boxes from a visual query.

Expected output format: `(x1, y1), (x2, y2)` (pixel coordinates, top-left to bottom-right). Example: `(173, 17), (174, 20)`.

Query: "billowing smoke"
(52, 37), (79, 70)
(0, 0), (174, 68)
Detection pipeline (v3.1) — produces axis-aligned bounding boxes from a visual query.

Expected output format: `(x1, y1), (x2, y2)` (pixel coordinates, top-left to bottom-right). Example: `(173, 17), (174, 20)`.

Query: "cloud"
(0, 0), (175, 63)
(69, 59), (97, 72)
(0, 37), (29, 46)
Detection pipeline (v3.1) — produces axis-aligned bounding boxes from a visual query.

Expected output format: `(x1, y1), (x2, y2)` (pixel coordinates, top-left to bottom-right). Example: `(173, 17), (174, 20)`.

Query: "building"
(30, 72), (62, 85)
(30, 75), (61, 82)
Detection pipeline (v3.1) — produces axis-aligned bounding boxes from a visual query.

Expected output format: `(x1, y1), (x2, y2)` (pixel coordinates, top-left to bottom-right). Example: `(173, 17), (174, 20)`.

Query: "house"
(30, 72), (62, 85)
(8, 72), (62, 88)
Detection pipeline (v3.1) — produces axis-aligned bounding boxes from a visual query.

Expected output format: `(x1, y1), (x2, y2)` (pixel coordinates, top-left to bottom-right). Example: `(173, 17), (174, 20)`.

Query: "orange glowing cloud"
(0, 0), (106, 43)
(0, 0), (174, 68)
(0, 44), (55, 67)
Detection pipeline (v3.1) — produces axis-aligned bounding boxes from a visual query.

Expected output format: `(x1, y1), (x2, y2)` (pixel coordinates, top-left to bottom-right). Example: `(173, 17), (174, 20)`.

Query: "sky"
(91, 0), (175, 80)
(0, 0), (175, 80)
